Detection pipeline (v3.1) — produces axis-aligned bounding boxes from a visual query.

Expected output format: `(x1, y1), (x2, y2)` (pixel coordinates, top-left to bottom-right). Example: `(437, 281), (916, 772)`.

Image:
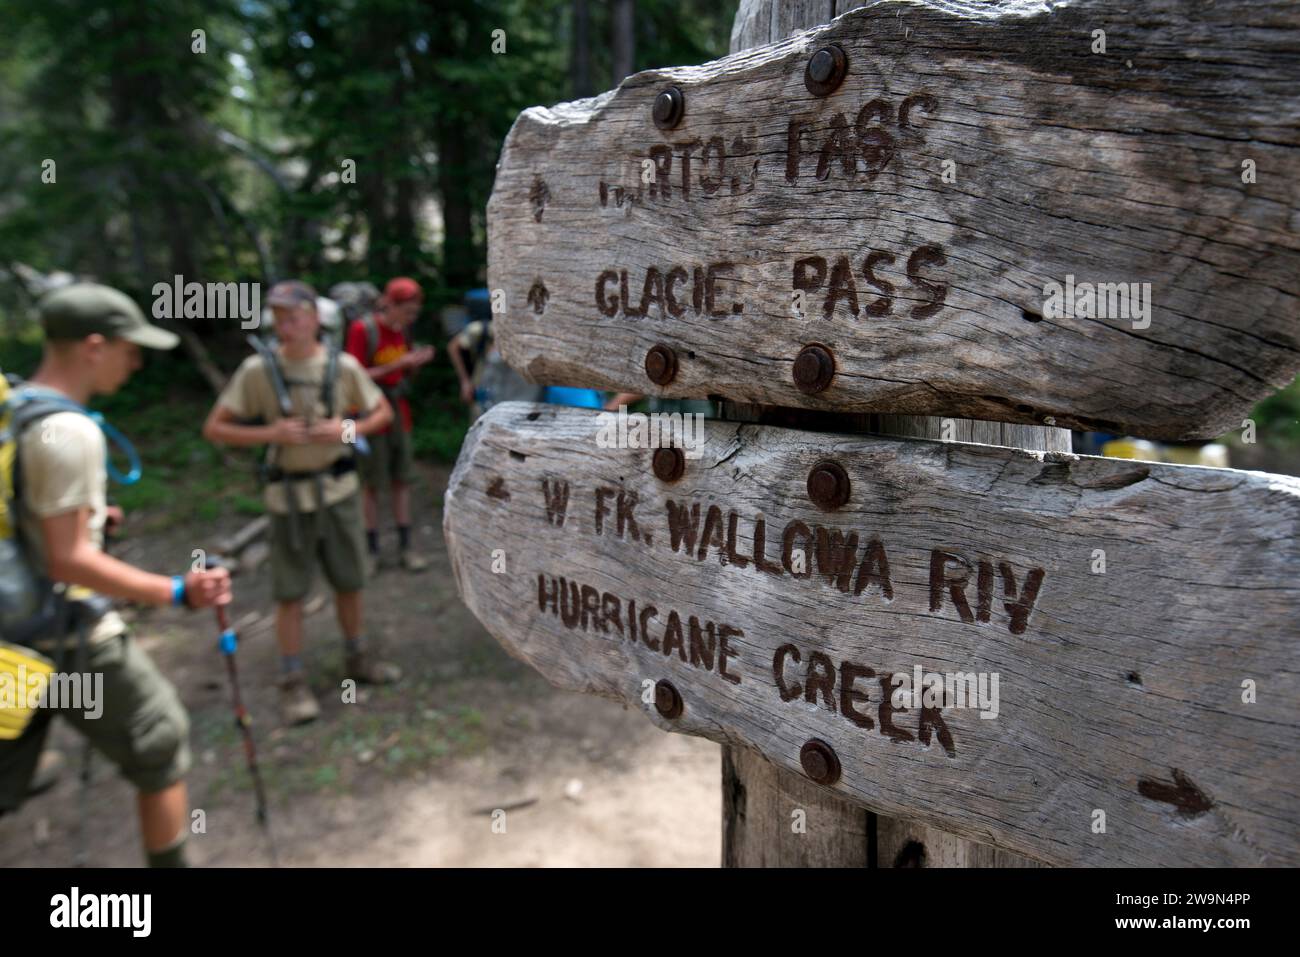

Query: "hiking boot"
(26, 749), (65, 796)
(400, 549), (429, 572)
(345, 648), (402, 685)
(278, 673), (320, 726)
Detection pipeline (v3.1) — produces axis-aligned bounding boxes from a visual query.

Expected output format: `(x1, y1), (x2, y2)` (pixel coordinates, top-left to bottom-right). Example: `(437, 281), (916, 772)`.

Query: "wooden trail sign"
(487, 0), (1300, 440)
(444, 402), (1300, 866)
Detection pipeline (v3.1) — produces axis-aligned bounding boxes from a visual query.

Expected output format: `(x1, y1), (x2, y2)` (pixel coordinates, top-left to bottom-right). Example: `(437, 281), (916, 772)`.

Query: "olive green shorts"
(0, 630), (191, 813)
(270, 491), (367, 602)
(358, 424), (414, 487)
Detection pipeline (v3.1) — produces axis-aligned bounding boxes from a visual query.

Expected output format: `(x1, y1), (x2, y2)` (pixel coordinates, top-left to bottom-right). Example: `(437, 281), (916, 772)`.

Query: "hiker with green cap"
(0, 283), (232, 867)
(202, 280), (402, 727)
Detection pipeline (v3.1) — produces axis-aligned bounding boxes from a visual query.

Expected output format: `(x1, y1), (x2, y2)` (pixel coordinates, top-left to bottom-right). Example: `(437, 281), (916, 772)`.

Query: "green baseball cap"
(38, 283), (179, 350)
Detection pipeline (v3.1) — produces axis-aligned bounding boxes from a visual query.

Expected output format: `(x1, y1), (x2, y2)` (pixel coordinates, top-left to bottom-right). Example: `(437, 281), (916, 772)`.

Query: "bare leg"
(275, 598), (319, 724)
(392, 481), (411, 527)
(276, 600), (303, 656)
(138, 781), (188, 852)
(336, 589), (399, 682)
(335, 590), (362, 639)
(391, 480), (427, 570)
(362, 485), (379, 533)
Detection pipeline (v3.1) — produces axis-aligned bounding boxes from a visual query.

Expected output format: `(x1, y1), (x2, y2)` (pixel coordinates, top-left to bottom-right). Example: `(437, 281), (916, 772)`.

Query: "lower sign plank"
(444, 403), (1300, 866)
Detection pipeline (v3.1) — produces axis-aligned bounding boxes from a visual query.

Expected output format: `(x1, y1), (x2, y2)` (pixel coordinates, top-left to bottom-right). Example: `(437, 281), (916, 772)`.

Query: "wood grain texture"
(488, 0), (1300, 440)
(723, 743), (871, 866)
(444, 402), (1300, 866)
(718, 400), (1060, 867)
(718, 402), (1073, 452)
(722, 0), (1050, 870)
(875, 815), (1047, 867)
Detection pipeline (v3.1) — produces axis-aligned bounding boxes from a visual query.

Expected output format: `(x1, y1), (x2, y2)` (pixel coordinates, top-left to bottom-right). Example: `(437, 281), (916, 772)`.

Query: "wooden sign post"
(453, 0), (1300, 867)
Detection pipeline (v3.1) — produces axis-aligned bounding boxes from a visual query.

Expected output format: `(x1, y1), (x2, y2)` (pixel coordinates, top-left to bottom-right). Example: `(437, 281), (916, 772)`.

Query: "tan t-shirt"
(217, 348), (384, 514)
(17, 409), (127, 647)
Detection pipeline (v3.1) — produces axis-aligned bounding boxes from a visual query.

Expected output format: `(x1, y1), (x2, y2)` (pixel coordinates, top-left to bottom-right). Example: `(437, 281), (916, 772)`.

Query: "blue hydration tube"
(87, 411), (142, 485)
(18, 388), (142, 485)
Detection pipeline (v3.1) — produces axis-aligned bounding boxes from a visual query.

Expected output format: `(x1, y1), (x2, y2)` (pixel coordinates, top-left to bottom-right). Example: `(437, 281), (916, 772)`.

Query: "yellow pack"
(0, 640), (54, 740)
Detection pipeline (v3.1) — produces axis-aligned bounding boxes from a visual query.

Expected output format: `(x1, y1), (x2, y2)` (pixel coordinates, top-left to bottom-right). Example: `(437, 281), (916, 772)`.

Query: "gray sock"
(345, 636), (364, 656)
(280, 654), (302, 674)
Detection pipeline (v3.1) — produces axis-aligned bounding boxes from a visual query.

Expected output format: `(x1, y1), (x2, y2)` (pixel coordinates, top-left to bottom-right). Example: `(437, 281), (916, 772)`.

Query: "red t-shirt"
(345, 316), (412, 432)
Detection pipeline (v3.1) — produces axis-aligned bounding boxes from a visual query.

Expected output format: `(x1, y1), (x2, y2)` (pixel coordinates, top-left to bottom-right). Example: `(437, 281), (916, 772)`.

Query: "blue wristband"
(171, 575), (186, 607)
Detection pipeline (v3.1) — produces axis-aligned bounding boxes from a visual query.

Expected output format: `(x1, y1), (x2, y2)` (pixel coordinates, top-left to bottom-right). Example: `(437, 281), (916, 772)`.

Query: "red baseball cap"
(384, 277), (423, 303)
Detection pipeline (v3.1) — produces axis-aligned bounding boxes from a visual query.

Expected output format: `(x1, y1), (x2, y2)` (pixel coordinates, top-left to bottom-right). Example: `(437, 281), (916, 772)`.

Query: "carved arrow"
(1138, 769), (1214, 817)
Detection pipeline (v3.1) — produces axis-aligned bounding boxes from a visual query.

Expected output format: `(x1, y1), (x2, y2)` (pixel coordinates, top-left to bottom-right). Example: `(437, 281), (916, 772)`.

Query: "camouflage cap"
(38, 283), (178, 350)
(265, 280), (318, 309)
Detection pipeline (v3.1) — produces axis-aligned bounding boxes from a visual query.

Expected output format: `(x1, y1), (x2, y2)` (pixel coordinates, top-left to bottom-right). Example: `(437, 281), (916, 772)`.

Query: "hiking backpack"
(243, 333), (362, 476)
(0, 373), (127, 739)
(354, 313), (413, 398)
(0, 373), (88, 646)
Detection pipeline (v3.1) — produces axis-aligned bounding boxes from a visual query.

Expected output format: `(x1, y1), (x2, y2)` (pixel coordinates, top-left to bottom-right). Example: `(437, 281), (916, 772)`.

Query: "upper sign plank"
(445, 403), (1300, 866)
(488, 0), (1300, 440)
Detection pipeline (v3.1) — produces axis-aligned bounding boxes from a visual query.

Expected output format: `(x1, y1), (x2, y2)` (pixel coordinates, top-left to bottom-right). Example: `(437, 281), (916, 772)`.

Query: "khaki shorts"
(0, 630), (191, 812)
(270, 491), (367, 602)
(358, 423), (414, 488)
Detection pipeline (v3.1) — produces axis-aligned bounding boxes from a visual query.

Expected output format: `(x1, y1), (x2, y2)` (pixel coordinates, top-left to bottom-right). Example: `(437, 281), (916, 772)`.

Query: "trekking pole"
(207, 560), (279, 866)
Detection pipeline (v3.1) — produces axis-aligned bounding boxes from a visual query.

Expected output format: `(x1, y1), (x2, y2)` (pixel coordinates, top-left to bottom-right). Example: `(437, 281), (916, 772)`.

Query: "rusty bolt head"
(653, 86), (685, 130)
(805, 44), (848, 97)
(652, 446), (686, 483)
(654, 680), (683, 719)
(807, 460), (850, 510)
(645, 343), (679, 386)
(793, 343), (835, 394)
(800, 738), (841, 785)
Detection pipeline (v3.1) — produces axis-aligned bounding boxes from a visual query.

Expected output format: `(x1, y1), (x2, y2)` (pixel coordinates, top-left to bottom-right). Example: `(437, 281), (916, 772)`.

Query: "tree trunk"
(572, 0), (593, 97)
(436, 121), (477, 290)
(611, 0), (636, 85)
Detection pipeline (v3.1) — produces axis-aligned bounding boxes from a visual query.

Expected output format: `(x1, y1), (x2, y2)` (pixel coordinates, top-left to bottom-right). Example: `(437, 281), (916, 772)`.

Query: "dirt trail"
(0, 465), (720, 867)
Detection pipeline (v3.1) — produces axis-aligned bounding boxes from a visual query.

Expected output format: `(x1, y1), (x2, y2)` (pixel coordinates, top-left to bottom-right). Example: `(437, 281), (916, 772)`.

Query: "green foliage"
(1, 0), (737, 305)
(0, 0), (742, 468)
(411, 403), (471, 464)
(0, 1), (253, 316)
(100, 378), (262, 528)
(1229, 374), (1300, 448)
(0, 325), (43, 374)
(405, 355), (470, 462)
(231, 494), (267, 516)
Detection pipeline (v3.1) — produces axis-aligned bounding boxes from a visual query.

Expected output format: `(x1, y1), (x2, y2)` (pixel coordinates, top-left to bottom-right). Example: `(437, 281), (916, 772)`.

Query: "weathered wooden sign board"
(486, 0), (1300, 440)
(445, 402), (1300, 866)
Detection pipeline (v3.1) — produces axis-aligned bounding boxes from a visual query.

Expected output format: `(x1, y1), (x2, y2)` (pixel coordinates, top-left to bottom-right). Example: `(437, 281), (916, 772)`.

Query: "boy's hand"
(104, 505), (125, 536)
(307, 418), (347, 444)
(404, 346), (435, 370)
(184, 567), (232, 608)
(268, 417), (310, 445)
